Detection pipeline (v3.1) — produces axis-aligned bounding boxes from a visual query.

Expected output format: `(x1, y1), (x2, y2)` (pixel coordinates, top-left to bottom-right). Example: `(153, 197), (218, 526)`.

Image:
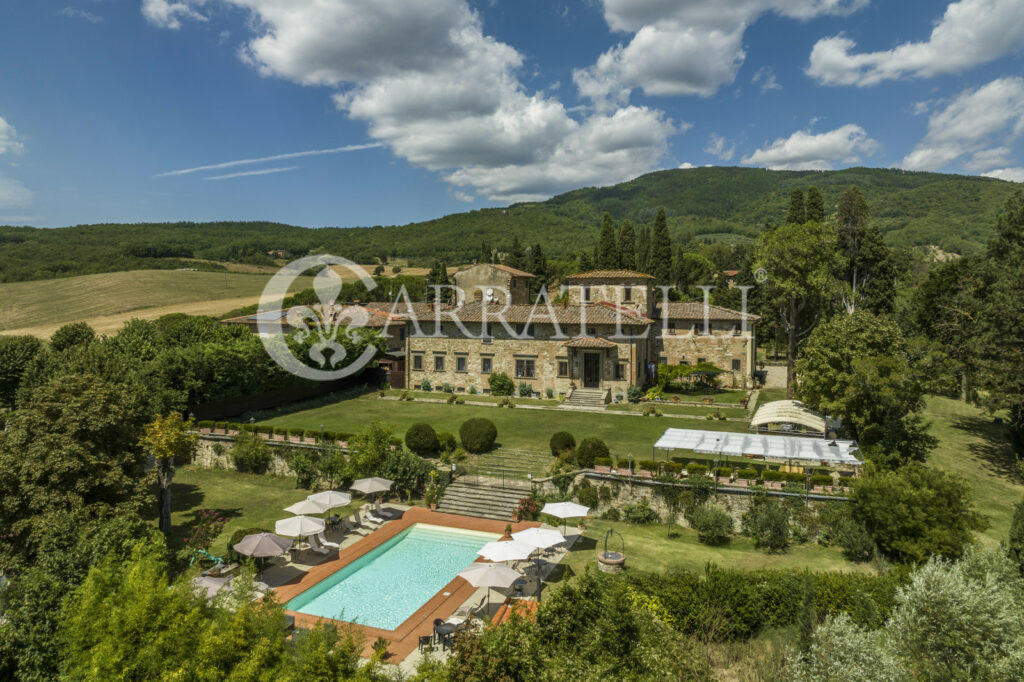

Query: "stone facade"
(453, 263), (534, 305)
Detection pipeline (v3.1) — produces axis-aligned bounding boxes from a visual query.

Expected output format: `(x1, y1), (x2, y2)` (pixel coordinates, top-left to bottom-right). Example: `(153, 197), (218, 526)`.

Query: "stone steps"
(436, 482), (525, 521)
(563, 388), (608, 408)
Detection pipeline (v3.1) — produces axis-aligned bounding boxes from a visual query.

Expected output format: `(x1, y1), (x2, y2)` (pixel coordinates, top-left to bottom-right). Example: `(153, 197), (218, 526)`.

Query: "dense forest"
(1, 167), (1019, 283)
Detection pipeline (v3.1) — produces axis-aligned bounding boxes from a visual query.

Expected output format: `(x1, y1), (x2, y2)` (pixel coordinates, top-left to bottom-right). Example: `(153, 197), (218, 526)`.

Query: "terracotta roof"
(565, 269), (655, 280)
(459, 263), (535, 278)
(407, 302), (653, 326)
(655, 301), (761, 322)
(562, 336), (618, 349)
(222, 304), (405, 328)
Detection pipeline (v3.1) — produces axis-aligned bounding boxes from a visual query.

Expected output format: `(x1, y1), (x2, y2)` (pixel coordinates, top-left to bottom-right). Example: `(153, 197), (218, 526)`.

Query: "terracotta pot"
(429, 503), (437, 510)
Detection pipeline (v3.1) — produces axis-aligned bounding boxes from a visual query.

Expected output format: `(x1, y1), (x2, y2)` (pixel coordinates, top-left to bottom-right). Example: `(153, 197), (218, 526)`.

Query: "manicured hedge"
(737, 468), (759, 480)
(810, 474), (834, 487)
(405, 422), (440, 457)
(575, 438), (609, 468)
(460, 418), (497, 453)
(549, 431), (576, 456)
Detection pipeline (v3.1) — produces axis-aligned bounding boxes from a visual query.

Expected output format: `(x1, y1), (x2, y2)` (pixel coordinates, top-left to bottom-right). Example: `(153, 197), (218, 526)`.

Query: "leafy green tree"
(595, 213), (619, 269)
(1011, 497), (1024, 574)
(617, 219), (636, 270)
(650, 206), (672, 284)
(348, 420), (394, 477)
(527, 242), (548, 295)
(50, 322), (96, 352)
(786, 188), (806, 224)
(851, 464), (986, 564)
(479, 240), (491, 264)
(796, 311), (934, 466)
(741, 496), (790, 553)
(0, 374), (150, 571)
(635, 224), (652, 274)
(138, 412), (199, 535)
(673, 250), (716, 297)
(690, 505), (733, 546)
(806, 186), (825, 223)
(753, 220), (843, 397)
(0, 335), (42, 407)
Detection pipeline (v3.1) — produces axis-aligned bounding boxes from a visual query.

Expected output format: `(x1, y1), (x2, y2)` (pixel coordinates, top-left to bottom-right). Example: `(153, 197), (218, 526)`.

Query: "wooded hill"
(1, 166), (1018, 283)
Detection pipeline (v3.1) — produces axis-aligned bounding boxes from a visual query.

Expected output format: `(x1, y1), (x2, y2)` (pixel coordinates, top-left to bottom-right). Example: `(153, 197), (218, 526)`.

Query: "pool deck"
(273, 507), (540, 662)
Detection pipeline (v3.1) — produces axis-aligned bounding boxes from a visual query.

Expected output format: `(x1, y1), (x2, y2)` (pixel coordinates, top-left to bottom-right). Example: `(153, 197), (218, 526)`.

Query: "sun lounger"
(342, 517), (371, 535)
(362, 504), (385, 525)
(375, 500), (396, 519)
(314, 532), (340, 550)
(452, 594), (488, 621)
(307, 534), (331, 555)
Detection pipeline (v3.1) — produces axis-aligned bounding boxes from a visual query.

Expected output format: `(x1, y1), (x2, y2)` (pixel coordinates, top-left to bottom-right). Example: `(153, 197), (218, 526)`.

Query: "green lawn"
(249, 391), (748, 457)
(154, 467), (359, 557)
(384, 389), (560, 406)
(923, 396), (1024, 545)
(607, 403), (748, 418)
(754, 388), (788, 410)
(551, 519), (873, 581)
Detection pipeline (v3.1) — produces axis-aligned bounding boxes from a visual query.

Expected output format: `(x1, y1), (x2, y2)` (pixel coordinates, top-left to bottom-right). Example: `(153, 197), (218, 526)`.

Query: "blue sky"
(1, 0), (1022, 228)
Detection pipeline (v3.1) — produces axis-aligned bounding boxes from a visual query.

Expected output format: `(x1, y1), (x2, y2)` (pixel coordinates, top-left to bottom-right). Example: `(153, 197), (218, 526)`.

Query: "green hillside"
(1, 167), (1019, 283)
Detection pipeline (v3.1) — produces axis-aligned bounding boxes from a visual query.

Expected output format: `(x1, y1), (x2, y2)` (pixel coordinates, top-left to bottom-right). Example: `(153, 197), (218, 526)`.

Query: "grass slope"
(0, 269), (313, 336)
(924, 396), (1024, 545)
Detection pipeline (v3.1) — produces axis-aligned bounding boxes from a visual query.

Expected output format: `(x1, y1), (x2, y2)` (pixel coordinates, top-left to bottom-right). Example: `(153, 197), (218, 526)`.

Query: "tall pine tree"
(636, 224), (652, 274)
(837, 186), (895, 314)
(617, 219), (637, 270)
(596, 213), (619, 269)
(786, 189), (806, 224)
(806, 186), (825, 222)
(650, 207), (672, 285)
(506, 236), (524, 270)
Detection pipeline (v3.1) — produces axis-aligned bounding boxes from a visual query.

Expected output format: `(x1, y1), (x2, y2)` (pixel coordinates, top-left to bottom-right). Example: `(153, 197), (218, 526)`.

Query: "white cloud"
(807, 0), (1024, 87)
(677, 162), (696, 169)
(902, 77), (1024, 171)
(982, 167), (1024, 182)
(141, 0), (206, 30)
(60, 7), (103, 23)
(912, 100), (931, 115)
(0, 176), (33, 209)
(157, 143), (381, 177)
(149, 0), (678, 202)
(452, 190), (475, 202)
(575, 0), (866, 104)
(742, 124), (879, 170)
(751, 66), (781, 91)
(704, 133), (736, 161)
(0, 117), (24, 156)
(204, 165), (298, 180)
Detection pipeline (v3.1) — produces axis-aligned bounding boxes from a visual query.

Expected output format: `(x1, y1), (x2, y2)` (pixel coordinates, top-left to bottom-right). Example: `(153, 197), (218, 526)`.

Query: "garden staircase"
(436, 482), (524, 521)
(562, 388), (609, 408)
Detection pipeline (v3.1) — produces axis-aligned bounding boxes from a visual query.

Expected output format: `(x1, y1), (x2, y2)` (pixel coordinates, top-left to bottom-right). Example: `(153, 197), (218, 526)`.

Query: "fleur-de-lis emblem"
(285, 267), (371, 368)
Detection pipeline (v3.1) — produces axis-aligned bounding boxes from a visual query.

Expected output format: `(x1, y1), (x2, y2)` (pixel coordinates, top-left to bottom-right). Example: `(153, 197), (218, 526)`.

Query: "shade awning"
(750, 400), (827, 433)
(653, 428), (861, 465)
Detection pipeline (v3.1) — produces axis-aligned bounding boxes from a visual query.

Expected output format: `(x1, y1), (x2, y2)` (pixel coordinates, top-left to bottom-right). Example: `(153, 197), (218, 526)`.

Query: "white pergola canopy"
(750, 400), (826, 433)
(653, 428), (861, 466)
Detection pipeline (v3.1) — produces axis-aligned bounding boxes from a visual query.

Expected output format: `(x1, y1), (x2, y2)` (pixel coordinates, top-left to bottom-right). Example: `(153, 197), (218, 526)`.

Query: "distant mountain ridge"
(0, 167), (1019, 283)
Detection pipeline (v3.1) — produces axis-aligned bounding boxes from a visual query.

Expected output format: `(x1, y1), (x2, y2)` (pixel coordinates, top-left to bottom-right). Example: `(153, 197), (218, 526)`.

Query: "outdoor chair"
(314, 532), (340, 550)
(418, 635), (434, 653)
(342, 517), (370, 536)
(363, 505), (386, 525)
(452, 595), (487, 621)
(374, 500), (396, 519)
(307, 535), (330, 555)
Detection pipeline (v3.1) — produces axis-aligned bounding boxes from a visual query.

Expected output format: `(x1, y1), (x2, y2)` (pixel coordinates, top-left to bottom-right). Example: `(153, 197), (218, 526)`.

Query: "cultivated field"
(0, 269), (314, 338)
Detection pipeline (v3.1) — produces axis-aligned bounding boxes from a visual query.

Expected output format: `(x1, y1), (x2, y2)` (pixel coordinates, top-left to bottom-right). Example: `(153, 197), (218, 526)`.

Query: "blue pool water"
(286, 523), (498, 630)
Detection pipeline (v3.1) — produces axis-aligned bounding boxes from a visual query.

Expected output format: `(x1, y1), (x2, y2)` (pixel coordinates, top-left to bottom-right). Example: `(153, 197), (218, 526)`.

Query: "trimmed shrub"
(442, 383), (454, 393)
(468, 385), (478, 395)
(737, 468), (759, 480)
(601, 507), (621, 521)
(420, 378), (432, 392)
(545, 388), (555, 399)
(460, 418), (497, 453)
(231, 431), (272, 473)
(575, 438), (609, 468)
(488, 372), (514, 396)
(663, 462), (684, 475)
(593, 456), (613, 468)
(691, 505), (734, 545)
(518, 382), (533, 398)
(623, 498), (660, 525)
(198, 420), (215, 429)
(686, 463), (709, 477)
(549, 431), (576, 456)
(575, 480), (599, 509)
(405, 423), (440, 457)
(627, 385), (643, 403)
(715, 467), (732, 478)
(810, 474), (834, 487)
(761, 470), (786, 482)
(436, 431), (457, 454)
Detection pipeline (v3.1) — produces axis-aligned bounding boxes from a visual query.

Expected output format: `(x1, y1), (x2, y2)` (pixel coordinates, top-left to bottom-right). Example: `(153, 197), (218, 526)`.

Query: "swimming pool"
(286, 523), (498, 630)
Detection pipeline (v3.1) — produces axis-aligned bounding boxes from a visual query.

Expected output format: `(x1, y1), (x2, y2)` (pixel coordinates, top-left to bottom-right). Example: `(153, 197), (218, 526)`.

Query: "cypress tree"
(636, 224), (652, 274)
(479, 241), (491, 265)
(596, 213), (619, 269)
(617, 219), (637, 270)
(650, 206), (672, 284)
(787, 189), (806, 224)
(806, 186), (825, 223)
(1010, 497), (1024, 575)
(528, 242), (547, 295)
(506, 236), (524, 269)
(578, 251), (593, 272)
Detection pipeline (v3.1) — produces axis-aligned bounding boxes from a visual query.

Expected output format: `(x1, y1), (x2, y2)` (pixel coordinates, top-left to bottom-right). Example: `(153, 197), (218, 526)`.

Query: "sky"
(1, 0), (1023, 228)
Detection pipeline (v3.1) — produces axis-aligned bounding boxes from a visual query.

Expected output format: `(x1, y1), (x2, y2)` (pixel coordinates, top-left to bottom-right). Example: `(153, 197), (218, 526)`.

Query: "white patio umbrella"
(274, 515), (326, 538)
(477, 540), (534, 564)
(308, 490), (352, 509)
(284, 499), (328, 516)
(511, 527), (566, 550)
(457, 562), (522, 608)
(541, 502), (590, 533)
(350, 477), (393, 496)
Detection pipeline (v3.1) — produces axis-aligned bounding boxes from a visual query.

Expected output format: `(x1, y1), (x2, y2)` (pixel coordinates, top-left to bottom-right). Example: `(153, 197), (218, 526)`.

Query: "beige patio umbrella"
(349, 477), (393, 496)
(477, 540), (533, 564)
(284, 499), (328, 516)
(457, 562), (522, 609)
(540, 502), (590, 534)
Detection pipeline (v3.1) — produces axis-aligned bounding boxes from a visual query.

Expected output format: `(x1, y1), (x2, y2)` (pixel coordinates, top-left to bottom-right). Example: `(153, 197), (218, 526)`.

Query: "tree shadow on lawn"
(952, 415), (1020, 480)
(235, 385), (378, 423)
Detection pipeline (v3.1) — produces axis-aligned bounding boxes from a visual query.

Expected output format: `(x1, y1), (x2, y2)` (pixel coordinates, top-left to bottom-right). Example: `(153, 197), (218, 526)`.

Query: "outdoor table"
(434, 622), (457, 637)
